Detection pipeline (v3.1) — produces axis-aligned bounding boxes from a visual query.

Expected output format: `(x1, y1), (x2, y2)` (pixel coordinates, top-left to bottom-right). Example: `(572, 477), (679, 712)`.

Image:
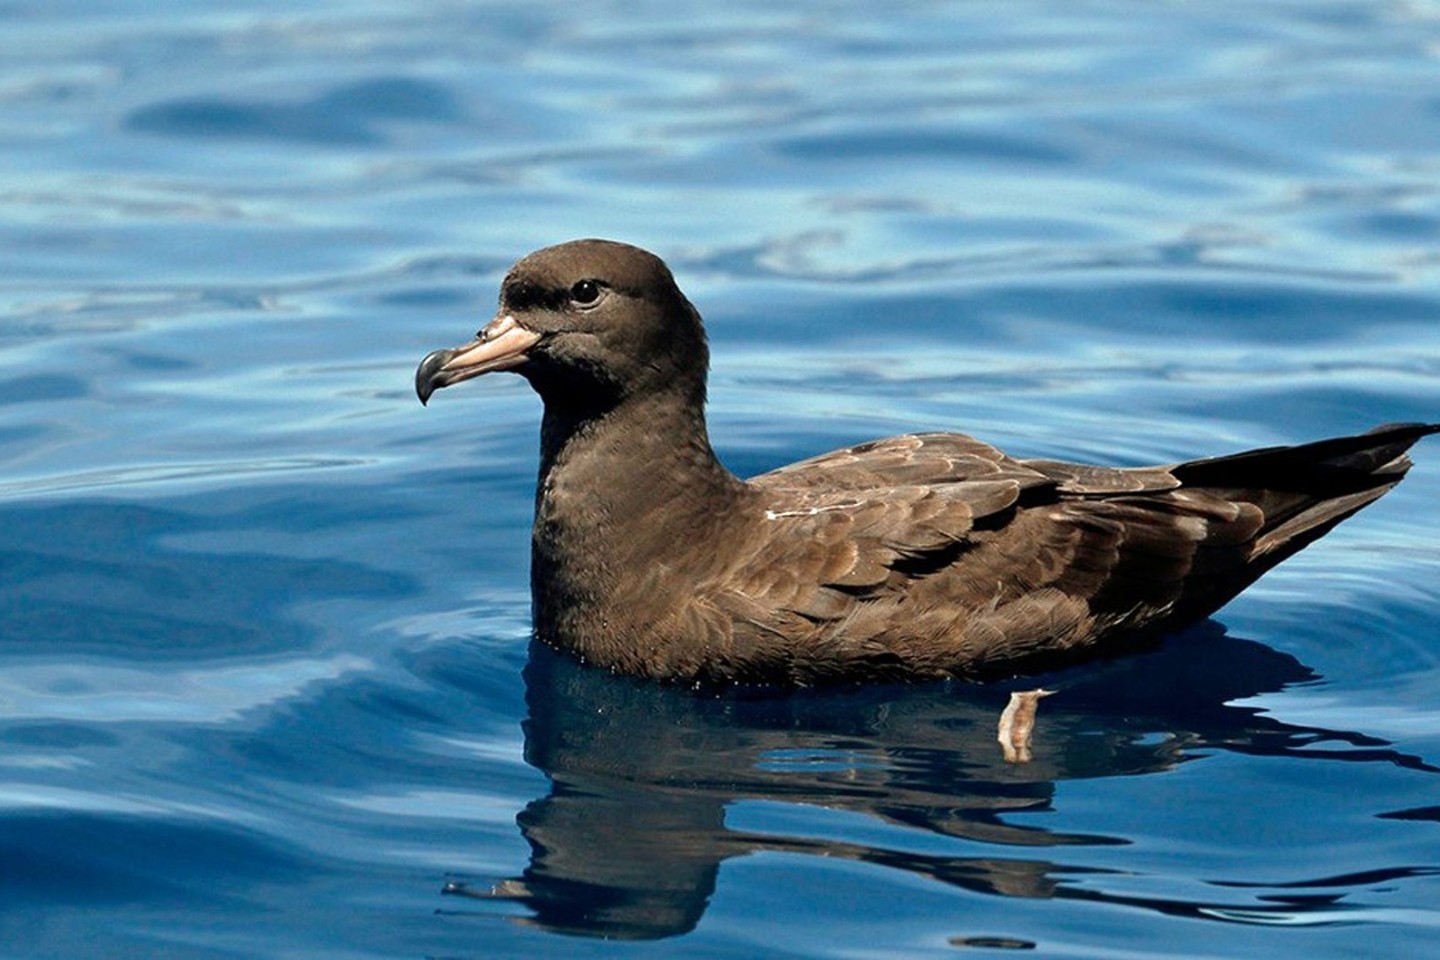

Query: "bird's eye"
(569, 279), (603, 306)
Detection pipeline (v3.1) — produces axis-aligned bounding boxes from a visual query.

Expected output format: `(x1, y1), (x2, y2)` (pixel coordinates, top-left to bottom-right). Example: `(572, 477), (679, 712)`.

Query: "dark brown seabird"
(416, 239), (1439, 686)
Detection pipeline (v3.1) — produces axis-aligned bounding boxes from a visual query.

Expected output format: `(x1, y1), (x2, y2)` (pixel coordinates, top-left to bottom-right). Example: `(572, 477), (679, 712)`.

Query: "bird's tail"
(1172, 421), (1440, 568)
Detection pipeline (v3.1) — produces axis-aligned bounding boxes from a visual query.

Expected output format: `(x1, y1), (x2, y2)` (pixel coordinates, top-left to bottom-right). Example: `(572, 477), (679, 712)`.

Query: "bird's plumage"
(416, 239), (1438, 686)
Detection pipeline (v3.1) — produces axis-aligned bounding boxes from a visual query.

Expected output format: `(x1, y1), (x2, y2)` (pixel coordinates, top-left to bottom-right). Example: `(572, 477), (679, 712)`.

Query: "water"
(3, 2), (1440, 957)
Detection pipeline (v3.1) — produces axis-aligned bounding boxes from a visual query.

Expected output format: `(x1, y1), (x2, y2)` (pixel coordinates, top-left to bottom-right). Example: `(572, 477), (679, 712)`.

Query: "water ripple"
(0, 456), (374, 500)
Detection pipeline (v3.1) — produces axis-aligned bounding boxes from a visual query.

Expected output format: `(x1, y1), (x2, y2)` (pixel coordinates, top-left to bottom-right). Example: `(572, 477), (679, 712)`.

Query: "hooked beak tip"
(415, 348), (451, 405)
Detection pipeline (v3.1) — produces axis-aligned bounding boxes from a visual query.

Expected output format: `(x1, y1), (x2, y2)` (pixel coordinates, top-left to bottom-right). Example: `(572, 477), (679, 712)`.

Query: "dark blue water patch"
(125, 77), (461, 147)
(204, 487), (431, 534)
(698, 280), (1440, 372)
(0, 597), (310, 661)
(772, 126), (1076, 166)
(179, 637), (532, 793)
(0, 373), (87, 406)
(995, 279), (1440, 343)
(0, 812), (308, 907)
(407, 640), (533, 719)
(864, 279), (1431, 343)
(390, 252), (515, 281)
(320, 77), (461, 121)
(1351, 211), (1440, 240)
(1185, 385), (1440, 441)
(910, 213), (1113, 246)
(1076, 114), (1300, 179)
(343, 255), (516, 319)
(0, 721), (118, 748)
(372, 285), (478, 309)
(103, 348), (194, 373)
(0, 500), (414, 660)
(0, 424), (49, 456)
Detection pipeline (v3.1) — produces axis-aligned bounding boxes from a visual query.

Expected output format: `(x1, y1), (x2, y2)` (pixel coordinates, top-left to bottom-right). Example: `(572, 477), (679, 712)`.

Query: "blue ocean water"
(3, 2), (1440, 957)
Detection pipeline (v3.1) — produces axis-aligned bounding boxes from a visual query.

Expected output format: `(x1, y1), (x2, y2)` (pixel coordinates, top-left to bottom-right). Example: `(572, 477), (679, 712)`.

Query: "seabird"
(417, 239), (1439, 685)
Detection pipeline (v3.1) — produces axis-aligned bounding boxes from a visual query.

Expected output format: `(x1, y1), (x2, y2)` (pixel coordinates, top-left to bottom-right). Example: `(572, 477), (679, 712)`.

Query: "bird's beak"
(415, 313), (541, 405)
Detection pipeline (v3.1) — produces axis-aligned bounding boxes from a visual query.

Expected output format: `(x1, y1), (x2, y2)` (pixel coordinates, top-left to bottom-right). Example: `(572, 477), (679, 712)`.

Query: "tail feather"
(1251, 484), (1394, 558)
(1174, 421), (1439, 569)
(1172, 422), (1439, 491)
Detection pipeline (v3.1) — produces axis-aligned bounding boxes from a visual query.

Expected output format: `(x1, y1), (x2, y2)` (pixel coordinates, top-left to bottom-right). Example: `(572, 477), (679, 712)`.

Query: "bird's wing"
(755, 431), (1183, 494)
(699, 432), (1266, 679)
(738, 433), (1191, 611)
(740, 433), (1052, 603)
(754, 431), (1029, 490)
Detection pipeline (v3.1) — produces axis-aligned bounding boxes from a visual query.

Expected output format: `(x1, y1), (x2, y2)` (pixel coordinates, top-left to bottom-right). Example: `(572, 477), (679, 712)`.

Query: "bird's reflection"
(445, 623), (1433, 939)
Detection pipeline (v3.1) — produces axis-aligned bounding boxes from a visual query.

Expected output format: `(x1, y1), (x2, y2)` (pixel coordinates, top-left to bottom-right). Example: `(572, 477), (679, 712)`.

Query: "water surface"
(3, 2), (1440, 957)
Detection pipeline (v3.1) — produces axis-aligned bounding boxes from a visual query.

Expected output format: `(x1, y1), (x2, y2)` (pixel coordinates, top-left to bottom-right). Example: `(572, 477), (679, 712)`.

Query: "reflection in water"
(447, 627), (1435, 940)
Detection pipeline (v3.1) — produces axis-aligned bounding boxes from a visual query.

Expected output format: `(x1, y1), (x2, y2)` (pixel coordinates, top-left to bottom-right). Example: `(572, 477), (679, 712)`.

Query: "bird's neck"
(530, 388), (751, 659)
(535, 384), (738, 494)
